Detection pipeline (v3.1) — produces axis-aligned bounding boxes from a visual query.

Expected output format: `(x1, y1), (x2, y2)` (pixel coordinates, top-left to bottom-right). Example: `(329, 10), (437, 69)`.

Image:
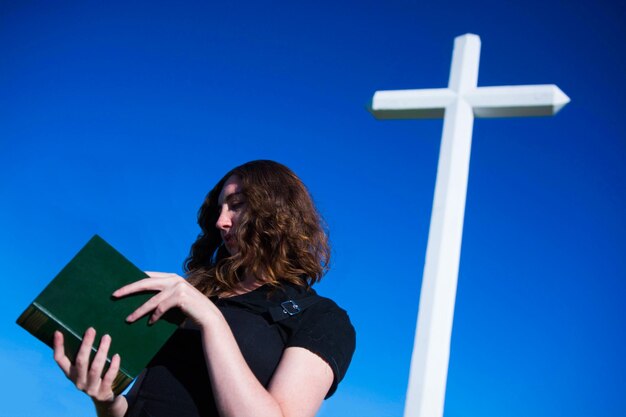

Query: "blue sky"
(1, 1), (624, 416)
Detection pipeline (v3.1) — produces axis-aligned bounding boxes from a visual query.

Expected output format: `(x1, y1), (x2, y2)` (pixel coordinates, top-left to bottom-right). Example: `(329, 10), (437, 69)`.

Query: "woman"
(53, 160), (356, 417)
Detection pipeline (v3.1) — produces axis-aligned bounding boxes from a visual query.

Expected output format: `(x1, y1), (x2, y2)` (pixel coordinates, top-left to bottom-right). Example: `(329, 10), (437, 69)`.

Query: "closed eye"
(230, 201), (245, 211)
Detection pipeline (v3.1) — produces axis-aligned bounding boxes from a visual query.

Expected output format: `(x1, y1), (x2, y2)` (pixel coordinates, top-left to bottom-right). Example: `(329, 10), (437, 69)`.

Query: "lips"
(222, 234), (238, 254)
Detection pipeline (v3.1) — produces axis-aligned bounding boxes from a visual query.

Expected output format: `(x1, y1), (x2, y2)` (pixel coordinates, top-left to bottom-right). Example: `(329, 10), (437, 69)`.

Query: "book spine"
(16, 303), (133, 395)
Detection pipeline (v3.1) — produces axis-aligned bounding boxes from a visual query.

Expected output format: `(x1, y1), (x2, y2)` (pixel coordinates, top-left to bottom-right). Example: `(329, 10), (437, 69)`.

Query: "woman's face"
(216, 175), (246, 255)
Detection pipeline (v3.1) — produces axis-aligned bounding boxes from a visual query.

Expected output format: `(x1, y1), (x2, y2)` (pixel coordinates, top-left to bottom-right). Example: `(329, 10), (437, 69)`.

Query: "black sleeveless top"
(124, 283), (356, 417)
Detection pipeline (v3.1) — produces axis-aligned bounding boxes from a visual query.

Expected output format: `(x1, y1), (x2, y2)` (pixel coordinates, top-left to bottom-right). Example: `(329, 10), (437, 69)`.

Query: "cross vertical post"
(368, 34), (569, 417)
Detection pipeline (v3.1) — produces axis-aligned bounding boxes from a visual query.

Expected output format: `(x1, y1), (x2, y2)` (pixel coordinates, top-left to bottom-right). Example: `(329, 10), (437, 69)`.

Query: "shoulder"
(280, 283), (355, 342)
(298, 295), (355, 339)
(286, 287), (356, 398)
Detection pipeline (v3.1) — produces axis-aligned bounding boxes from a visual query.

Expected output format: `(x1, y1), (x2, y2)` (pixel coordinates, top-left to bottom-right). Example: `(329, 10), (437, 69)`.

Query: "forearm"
(200, 310), (284, 417)
(114, 274), (329, 416)
(93, 396), (128, 417)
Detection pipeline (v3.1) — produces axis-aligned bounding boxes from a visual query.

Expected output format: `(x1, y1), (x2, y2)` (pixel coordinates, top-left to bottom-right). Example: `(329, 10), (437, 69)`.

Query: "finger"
(87, 334), (111, 386)
(145, 271), (179, 278)
(53, 331), (72, 377)
(113, 273), (186, 298)
(150, 280), (206, 324)
(112, 277), (168, 298)
(148, 299), (175, 324)
(101, 353), (121, 390)
(125, 289), (171, 322)
(74, 327), (96, 389)
(113, 274), (185, 297)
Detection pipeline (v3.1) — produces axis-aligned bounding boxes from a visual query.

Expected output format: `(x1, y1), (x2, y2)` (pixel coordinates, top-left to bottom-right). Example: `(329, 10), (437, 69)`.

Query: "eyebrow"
(225, 192), (244, 202)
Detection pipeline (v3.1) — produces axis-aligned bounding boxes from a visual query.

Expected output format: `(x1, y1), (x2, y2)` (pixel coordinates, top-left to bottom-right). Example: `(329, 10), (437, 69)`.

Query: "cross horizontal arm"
(465, 84), (570, 118)
(368, 88), (456, 119)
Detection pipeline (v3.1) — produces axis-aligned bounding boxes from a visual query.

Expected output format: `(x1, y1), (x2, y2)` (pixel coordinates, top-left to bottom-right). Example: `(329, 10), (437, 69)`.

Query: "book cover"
(16, 235), (181, 394)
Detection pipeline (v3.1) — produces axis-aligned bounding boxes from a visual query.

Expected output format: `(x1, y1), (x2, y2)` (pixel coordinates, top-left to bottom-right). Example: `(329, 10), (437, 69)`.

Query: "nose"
(216, 209), (231, 231)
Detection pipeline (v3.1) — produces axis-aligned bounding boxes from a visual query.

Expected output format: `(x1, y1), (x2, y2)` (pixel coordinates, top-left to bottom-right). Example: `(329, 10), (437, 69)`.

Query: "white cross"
(369, 33), (569, 417)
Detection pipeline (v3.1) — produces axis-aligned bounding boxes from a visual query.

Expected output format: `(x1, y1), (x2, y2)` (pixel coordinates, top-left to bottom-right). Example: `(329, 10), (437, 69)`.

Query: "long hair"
(184, 160), (330, 295)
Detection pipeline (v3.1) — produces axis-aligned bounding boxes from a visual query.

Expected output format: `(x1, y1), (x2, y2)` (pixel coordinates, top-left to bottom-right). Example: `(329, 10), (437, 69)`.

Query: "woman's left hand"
(113, 272), (217, 328)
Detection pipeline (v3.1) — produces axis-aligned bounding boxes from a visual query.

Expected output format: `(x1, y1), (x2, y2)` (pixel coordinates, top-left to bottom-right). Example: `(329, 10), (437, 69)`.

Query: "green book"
(16, 235), (181, 394)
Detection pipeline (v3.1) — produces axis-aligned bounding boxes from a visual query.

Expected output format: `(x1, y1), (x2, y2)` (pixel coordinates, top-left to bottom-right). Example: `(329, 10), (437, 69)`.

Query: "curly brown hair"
(184, 160), (330, 295)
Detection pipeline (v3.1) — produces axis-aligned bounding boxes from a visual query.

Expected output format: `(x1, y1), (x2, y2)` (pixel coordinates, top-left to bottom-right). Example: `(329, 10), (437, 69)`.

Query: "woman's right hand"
(53, 328), (128, 417)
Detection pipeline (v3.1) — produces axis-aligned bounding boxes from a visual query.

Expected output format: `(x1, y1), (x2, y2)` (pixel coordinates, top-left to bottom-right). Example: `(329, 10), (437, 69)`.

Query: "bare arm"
(117, 272), (334, 417)
(200, 309), (333, 417)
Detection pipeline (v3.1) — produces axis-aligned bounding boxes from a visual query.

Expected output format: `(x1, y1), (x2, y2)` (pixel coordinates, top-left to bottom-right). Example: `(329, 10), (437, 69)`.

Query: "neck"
(219, 272), (264, 298)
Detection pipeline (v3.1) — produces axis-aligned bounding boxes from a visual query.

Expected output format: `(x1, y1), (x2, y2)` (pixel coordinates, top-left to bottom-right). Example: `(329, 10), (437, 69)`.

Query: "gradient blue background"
(1, 1), (624, 416)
